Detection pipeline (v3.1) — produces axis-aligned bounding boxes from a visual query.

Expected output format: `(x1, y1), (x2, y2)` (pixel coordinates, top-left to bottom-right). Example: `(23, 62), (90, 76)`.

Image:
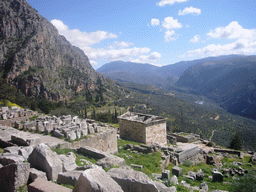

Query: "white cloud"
(157, 0), (188, 7)
(207, 21), (256, 40)
(51, 19), (161, 65)
(190, 35), (200, 43)
(165, 30), (177, 42)
(130, 52), (161, 64)
(182, 22), (256, 58)
(162, 17), (182, 30)
(150, 18), (160, 26)
(114, 41), (134, 48)
(178, 7), (201, 15)
(51, 19), (117, 46)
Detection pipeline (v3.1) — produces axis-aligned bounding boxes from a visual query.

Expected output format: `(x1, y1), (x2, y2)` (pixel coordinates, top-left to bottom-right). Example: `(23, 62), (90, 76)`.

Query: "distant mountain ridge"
(98, 55), (256, 120)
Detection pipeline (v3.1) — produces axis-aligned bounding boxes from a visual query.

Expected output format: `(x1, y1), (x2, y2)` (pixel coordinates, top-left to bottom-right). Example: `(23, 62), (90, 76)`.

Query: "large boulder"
(28, 143), (62, 181)
(73, 166), (123, 192)
(108, 166), (159, 192)
(196, 169), (204, 181)
(0, 163), (30, 191)
(3, 146), (20, 155)
(28, 178), (72, 192)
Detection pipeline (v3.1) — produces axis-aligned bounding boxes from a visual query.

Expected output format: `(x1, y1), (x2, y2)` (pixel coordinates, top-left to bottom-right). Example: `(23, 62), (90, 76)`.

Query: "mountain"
(97, 56), (245, 89)
(0, 0), (118, 102)
(175, 55), (256, 119)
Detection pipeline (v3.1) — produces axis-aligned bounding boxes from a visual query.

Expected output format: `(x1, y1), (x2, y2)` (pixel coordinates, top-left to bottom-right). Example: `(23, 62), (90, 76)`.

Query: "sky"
(26, 0), (256, 69)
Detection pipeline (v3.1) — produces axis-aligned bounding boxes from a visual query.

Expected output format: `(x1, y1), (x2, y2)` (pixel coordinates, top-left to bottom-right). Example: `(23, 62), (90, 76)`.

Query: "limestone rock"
(196, 169), (205, 181)
(172, 166), (182, 177)
(73, 166), (123, 192)
(58, 152), (77, 172)
(57, 171), (82, 186)
(0, 163), (30, 191)
(108, 166), (159, 192)
(154, 181), (177, 192)
(251, 152), (256, 164)
(0, 153), (25, 166)
(19, 146), (34, 160)
(28, 143), (62, 181)
(96, 155), (126, 169)
(3, 146), (20, 155)
(200, 182), (208, 192)
(29, 168), (47, 183)
(212, 171), (223, 182)
(11, 133), (40, 146)
(170, 175), (178, 185)
(28, 178), (72, 192)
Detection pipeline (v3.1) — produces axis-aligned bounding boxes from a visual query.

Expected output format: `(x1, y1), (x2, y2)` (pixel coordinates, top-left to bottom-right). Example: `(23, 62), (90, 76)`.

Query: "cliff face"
(0, 0), (102, 101)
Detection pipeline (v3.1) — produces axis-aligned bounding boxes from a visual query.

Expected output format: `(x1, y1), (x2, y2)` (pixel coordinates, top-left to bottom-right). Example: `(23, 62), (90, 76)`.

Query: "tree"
(229, 132), (242, 150)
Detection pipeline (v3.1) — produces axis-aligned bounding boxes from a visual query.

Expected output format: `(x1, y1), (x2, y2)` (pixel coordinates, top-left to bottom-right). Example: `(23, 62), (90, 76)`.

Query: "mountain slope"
(175, 55), (256, 119)
(0, 0), (113, 101)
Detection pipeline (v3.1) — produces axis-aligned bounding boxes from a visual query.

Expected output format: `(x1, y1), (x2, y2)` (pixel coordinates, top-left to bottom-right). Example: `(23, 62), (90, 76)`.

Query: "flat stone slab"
(28, 178), (72, 192)
(57, 171), (83, 186)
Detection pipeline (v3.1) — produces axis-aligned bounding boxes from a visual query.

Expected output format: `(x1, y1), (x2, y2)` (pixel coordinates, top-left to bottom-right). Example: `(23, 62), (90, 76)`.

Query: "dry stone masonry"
(118, 112), (167, 146)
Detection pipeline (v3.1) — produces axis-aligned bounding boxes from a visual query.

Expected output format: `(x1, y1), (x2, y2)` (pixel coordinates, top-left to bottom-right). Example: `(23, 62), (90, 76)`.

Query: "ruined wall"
(174, 146), (201, 163)
(146, 122), (167, 146)
(69, 128), (118, 154)
(119, 119), (146, 144)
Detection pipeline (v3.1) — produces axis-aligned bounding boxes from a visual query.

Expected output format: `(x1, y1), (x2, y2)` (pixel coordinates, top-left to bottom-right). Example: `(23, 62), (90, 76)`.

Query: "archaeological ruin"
(118, 112), (167, 146)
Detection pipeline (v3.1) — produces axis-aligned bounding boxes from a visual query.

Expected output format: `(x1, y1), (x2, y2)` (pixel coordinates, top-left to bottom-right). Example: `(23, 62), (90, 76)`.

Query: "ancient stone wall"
(174, 146), (201, 163)
(69, 128), (118, 154)
(146, 122), (167, 146)
(119, 119), (146, 144)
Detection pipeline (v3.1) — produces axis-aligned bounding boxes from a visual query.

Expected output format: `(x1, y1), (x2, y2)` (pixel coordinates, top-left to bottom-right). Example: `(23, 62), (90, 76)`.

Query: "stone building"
(118, 112), (167, 146)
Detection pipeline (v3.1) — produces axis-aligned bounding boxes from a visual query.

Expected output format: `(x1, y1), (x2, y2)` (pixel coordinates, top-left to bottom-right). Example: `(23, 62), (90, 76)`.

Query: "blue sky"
(27, 0), (256, 69)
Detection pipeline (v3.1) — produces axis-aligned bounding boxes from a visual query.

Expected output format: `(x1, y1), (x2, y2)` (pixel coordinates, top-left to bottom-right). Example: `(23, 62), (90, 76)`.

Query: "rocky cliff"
(0, 0), (105, 101)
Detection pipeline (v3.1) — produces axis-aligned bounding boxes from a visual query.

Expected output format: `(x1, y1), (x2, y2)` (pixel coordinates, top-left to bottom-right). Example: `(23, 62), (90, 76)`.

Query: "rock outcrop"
(0, 0), (116, 101)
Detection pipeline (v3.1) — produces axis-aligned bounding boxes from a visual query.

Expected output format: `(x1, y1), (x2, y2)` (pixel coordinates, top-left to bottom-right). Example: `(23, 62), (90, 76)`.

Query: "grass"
(117, 139), (162, 177)
(0, 148), (3, 154)
(52, 144), (97, 166)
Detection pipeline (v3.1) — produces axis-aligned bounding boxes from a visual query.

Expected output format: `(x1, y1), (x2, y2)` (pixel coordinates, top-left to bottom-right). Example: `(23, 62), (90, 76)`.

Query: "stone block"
(19, 146), (34, 160)
(4, 146), (20, 155)
(11, 134), (40, 146)
(28, 143), (62, 181)
(170, 175), (178, 185)
(212, 171), (223, 182)
(88, 124), (95, 134)
(28, 178), (72, 192)
(196, 169), (204, 181)
(58, 152), (77, 172)
(81, 128), (88, 136)
(73, 166), (123, 192)
(0, 153), (25, 166)
(53, 129), (65, 138)
(57, 171), (82, 186)
(0, 163), (30, 191)
(108, 166), (158, 192)
(67, 131), (77, 141)
(96, 155), (126, 169)
(29, 168), (47, 183)
(162, 169), (170, 179)
(172, 166), (182, 177)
